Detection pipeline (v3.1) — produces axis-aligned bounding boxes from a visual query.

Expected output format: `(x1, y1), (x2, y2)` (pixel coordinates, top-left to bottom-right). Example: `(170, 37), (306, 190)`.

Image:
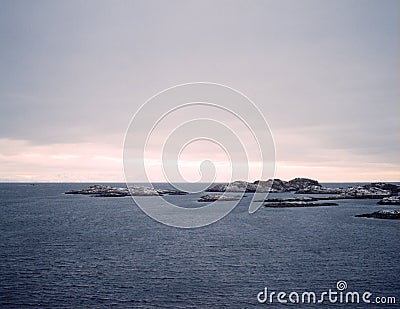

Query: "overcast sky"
(0, 0), (399, 182)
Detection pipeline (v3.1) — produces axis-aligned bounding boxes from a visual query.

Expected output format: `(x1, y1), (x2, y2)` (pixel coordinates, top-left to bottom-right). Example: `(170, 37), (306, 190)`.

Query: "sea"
(0, 183), (399, 308)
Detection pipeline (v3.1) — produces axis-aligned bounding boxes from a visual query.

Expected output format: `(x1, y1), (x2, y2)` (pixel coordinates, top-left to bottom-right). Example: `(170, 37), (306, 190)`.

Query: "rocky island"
(355, 210), (400, 220)
(206, 178), (320, 193)
(65, 179), (400, 212)
(207, 178), (400, 203)
(297, 184), (393, 199)
(377, 196), (400, 205)
(197, 194), (242, 202)
(257, 196), (338, 208)
(65, 184), (188, 197)
(264, 201), (338, 208)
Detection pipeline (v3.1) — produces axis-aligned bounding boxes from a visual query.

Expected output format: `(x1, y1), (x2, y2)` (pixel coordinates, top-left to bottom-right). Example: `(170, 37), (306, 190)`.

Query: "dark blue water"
(0, 183), (399, 308)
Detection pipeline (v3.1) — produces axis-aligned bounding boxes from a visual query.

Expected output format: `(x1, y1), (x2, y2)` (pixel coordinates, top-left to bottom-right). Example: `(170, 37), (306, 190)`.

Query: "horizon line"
(1, 180), (399, 184)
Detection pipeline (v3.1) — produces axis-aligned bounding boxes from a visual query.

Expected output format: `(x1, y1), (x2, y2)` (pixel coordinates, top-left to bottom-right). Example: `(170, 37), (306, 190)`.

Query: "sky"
(0, 0), (399, 182)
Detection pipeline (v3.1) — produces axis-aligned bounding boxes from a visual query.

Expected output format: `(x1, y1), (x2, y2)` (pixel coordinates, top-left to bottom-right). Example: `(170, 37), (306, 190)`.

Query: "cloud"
(0, 0), (399, 181)
(0, 138), (123, 182)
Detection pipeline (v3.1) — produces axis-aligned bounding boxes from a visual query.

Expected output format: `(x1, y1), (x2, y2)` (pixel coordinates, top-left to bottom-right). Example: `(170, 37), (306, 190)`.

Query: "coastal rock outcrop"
(207, 178), (321, 193)
(297, 184), (395, 199)
(367, 183), (400, 195)
(65, 184), (187, 197)
(339, 186), (391, 199)
(198, 194), (242, 202)
(377, 196), (400, 205)
(296, 185), (343, 194)
(65, 185), (130, 197)
(264, 201), (338, 208)
(355, 210), (400, 220)
(286, 178), (321, 190)
(263, 196), (319, 202)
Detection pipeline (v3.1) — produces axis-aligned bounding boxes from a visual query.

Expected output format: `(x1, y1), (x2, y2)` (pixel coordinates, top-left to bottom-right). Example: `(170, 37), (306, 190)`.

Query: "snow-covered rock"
(128, 186), (159, 196)
(356, 210), (400, 220)
(264, 201), (338, 208)
(296, 185), (343, 194)
(65, 184), (186, 197)
(377, 196), (400, 205)
(340, 186), (391, 199)
(198, 194), (242, 202)
(297, 184), (394, 198)
(65, 185), (129, 197)
(207, 178), (321, 193)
